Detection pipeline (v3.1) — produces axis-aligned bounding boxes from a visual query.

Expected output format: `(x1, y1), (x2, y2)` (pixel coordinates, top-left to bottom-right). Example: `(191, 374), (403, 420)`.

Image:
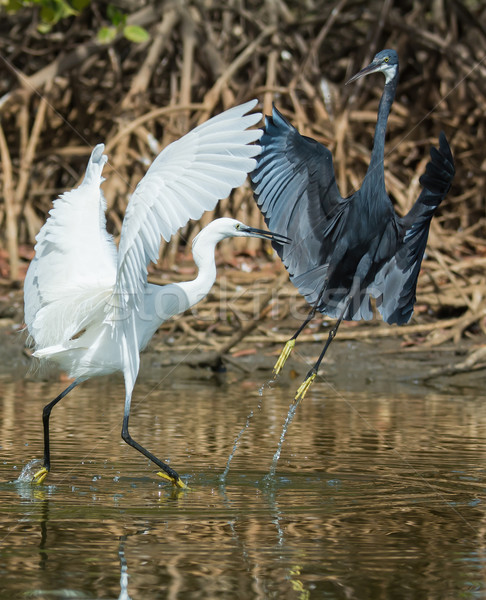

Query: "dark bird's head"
(346, 49), (399, 85)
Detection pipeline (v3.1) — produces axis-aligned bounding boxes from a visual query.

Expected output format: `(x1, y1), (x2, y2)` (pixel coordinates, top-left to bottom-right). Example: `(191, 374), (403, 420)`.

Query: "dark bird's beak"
(345, 60), (382, 85)
(243, 225), (291, 245)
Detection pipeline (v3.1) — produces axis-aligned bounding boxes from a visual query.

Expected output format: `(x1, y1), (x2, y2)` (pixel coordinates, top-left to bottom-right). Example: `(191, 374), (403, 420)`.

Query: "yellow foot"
(294, 372), (316, 401)
(32, 467), (49, 485)
(273, 339), (296, 377)
(157, 471), (188, 490)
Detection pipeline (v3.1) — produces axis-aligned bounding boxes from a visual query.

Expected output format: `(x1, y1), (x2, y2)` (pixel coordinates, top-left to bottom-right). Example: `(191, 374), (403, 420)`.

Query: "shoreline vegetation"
(1, 1), (485, 378)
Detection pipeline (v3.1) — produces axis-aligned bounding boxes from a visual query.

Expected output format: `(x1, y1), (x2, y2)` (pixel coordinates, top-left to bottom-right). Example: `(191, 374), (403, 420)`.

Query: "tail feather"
(83, 144), (108, 185)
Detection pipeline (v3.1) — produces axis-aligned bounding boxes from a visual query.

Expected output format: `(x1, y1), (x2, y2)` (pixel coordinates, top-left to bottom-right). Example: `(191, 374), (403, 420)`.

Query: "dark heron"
(251, 49), (455, 400)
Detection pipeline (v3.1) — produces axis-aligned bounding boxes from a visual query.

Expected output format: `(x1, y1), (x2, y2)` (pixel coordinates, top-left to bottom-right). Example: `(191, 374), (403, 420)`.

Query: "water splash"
(220, 410), (254, 483)
(258, 377), (276, 397)
(16, 459), (43, 483)
(265, 396), (301, 482)
(220, 396), (263, 483)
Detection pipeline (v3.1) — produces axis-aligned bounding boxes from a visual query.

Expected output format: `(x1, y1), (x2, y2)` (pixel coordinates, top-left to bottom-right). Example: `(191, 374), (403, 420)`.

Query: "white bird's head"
(192, 217), (290, 248)
(190, 217), (290, 274)
(346, 49), (399, 85)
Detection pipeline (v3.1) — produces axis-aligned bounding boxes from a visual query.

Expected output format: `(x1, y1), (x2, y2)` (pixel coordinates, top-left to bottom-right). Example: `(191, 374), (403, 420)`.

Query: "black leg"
(121, 403), (187, 489)
(294, 256), (371, 400)
(294, 296), (352, 401)
(273, 281), (328, 376)
(291, 302), (320, 341)
(33, 379), (79, 484)
(306, 311), (345, 378)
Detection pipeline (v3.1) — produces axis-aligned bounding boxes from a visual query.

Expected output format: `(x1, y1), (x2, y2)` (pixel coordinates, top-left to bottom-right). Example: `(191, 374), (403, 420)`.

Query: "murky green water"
(1, 361), (486, 599)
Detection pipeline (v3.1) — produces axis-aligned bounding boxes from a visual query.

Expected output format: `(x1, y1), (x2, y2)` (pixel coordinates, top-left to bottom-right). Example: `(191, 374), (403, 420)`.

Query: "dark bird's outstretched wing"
(373, 132), (455, 324)
(251, 105), (348, 303)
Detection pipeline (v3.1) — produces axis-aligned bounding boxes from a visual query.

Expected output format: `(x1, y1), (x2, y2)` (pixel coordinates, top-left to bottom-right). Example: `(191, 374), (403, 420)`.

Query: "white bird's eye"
(235, 223), (241, 230)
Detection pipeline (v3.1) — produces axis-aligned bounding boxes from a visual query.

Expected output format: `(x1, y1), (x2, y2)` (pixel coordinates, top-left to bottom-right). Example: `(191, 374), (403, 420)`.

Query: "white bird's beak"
(240, 225), (291, 245)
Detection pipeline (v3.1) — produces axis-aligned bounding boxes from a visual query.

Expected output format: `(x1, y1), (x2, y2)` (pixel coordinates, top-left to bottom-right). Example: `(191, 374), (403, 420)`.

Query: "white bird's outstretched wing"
(25, 145), (117, 349)
(112, 100), (262, 314)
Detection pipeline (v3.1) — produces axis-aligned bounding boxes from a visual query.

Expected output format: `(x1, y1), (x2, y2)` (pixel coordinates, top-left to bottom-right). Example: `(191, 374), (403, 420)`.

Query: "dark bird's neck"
(366, 72), (399, 189)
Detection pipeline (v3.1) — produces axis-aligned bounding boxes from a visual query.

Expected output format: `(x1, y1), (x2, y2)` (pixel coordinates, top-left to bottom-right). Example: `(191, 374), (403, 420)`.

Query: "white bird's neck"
(136, 232), (222, 352)
(148, 225), (225, 328)
(178, 232), (220, 307)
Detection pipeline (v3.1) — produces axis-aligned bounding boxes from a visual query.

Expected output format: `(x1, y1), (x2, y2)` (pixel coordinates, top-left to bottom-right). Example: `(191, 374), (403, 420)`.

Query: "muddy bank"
(143, 336), (485, 396)
(2, 286), (484, 396)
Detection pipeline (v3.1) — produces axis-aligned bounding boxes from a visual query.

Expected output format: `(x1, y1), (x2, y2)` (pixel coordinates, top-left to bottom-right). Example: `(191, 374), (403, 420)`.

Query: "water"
(1, 364), (486, 599)
(266, 395), (300, 481)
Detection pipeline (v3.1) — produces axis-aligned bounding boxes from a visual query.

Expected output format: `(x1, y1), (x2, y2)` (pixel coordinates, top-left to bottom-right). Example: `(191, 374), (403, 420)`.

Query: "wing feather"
(252, 110), (454, 328)
(251, 105), (347, 304)
(112, 100), (262, 314)
(375, 132), (455, 324)
(24, 144), (118, 349)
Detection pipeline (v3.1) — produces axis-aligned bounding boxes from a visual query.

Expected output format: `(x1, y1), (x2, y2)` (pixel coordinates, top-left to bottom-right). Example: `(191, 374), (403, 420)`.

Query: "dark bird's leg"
(294, 303), (350, 401)
(121, 392), (187, 489)
(273, 284), (328, 377)
(295, 259), (371, 400)
(33, 379), (80, 484)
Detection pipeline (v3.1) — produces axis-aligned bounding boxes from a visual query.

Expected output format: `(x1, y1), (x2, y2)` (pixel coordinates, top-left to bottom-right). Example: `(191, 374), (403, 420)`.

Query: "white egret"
(24, 100), (289, 489)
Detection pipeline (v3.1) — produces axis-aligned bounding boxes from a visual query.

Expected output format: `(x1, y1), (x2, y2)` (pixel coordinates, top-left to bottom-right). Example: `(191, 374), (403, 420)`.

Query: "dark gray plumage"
(251, 49), (455, 399)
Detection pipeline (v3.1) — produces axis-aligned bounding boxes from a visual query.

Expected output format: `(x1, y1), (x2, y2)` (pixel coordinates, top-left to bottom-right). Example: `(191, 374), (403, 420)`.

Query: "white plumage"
(24, 100), (288, 488)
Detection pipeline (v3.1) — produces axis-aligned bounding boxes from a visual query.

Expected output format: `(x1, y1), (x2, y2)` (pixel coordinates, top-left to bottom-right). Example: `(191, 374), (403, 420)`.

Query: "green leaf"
(39, 4), (57, 23)
(39, 0), (77, 24)
(3, 0), (24, 13)
(123, 24), (150, 43)
(57, 0), (78, 18)
(107, 4), (125, 27)
(72, 0), (91, 10)
(97, 25), (117, 44)
(37, 21), (53, 33)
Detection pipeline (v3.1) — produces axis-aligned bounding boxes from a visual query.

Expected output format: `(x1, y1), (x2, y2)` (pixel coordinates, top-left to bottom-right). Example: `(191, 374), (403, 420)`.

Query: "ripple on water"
(1, 377), (486, 599)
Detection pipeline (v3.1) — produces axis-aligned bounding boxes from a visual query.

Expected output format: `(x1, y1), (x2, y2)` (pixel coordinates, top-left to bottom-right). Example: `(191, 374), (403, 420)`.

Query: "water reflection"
(1, 371), (486, 598)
